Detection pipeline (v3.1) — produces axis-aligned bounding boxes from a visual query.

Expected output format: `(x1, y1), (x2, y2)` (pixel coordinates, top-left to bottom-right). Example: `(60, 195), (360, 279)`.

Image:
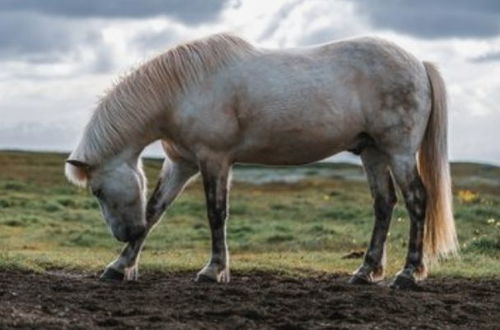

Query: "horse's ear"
(65, 159), (92, 186)
(66, 159), (92, 170)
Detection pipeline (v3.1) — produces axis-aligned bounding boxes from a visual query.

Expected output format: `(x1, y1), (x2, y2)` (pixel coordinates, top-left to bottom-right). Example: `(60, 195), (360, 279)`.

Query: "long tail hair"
(419, 62), (458, 261)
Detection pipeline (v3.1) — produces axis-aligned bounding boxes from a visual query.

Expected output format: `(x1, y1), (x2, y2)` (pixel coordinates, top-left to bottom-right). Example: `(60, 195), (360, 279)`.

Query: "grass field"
(0, 150), (499, 279)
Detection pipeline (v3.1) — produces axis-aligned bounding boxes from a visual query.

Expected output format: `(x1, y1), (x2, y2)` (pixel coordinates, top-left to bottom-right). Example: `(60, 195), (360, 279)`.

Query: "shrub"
(43, 202), (63, 213)
(464, 237), (500, 255)
(457, 190), (480, 204)
(0, 199), (12, 208)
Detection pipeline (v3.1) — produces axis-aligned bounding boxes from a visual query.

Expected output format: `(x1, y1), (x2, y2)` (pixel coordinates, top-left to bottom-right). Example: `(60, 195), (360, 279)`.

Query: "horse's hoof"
(125, 267), (139, 281)
(194, 273), (217, 283)
(348, 275), (373, 285)
(218, 268), (230, 283)
(389, 275), (421, 290)
(99, 268), (125, 282)
(194, 267), (230, 283)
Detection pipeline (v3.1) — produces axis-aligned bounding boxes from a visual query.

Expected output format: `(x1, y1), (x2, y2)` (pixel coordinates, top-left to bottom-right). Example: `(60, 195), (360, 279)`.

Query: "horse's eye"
(92, 189), (103, 198)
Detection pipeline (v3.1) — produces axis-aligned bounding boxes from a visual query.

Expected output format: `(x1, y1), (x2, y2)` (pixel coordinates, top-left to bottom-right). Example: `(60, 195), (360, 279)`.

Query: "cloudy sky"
(0, 0), (499, 164)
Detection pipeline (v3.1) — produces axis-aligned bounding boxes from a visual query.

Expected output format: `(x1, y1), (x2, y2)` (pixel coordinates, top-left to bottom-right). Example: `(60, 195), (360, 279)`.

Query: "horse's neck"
(77, 103), (164, 166)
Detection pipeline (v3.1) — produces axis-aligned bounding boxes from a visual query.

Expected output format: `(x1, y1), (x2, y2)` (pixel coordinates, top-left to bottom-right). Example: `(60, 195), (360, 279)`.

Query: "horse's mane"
(67, 33), (255, 184)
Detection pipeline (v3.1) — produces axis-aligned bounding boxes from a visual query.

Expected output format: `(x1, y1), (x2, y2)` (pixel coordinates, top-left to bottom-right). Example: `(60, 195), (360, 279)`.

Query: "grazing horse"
(65, 33), (458, 288)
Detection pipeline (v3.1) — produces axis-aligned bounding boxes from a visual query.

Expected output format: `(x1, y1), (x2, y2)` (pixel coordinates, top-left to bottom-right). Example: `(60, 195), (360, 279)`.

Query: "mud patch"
(0, 270), (498, 329)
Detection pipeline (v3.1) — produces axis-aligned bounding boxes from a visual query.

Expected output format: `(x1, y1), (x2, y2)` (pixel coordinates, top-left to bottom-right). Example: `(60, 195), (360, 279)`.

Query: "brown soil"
(0, 270), (498, 329)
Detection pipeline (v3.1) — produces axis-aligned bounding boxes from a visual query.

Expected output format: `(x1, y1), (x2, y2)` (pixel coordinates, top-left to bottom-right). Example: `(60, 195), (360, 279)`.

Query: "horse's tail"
(418, 62), (458, 262)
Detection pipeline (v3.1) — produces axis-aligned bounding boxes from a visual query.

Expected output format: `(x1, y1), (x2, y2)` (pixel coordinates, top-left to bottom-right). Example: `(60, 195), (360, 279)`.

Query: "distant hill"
(0, 150), (498, 191)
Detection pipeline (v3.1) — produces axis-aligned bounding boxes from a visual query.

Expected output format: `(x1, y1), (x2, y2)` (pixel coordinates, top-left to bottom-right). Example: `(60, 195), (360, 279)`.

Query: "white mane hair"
(65, 33), (256, 186)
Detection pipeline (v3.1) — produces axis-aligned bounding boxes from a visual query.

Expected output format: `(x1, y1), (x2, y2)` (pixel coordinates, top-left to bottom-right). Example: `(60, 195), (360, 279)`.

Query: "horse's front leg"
(195, 158), (231, 283)
(100, 160), (198, 281)
(100, 239), (145, 281)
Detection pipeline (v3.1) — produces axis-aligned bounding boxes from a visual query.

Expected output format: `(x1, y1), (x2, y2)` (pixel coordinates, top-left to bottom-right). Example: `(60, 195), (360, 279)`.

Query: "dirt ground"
(0, 270), (498, 329)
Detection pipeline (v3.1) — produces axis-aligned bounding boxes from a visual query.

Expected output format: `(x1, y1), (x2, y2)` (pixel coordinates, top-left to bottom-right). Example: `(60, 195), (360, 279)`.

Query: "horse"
(65, 33), (458, 288)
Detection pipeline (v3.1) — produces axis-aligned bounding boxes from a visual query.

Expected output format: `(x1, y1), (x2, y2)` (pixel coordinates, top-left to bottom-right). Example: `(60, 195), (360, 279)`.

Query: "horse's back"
(232, 36), (429, 120)
(223, 37), (431, 163)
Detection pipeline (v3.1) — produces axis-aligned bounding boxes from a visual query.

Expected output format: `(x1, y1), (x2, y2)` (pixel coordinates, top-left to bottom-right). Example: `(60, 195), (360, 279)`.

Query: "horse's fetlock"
(414, 263), (428, 280)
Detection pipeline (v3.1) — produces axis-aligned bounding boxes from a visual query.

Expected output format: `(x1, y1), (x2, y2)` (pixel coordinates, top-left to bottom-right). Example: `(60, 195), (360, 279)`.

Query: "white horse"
(65, 33), (458, 288)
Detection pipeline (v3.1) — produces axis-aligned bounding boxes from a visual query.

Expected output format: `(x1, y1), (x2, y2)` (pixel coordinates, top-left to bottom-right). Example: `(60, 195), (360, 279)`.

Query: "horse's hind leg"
(100, 159), (198, 281)
(195, 158), (231, 283)
(350, 148), (397, 284)
(388, 154), (427, 289)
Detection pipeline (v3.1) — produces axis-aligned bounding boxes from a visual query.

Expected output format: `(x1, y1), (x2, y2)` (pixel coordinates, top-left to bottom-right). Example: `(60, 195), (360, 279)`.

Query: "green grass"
(0, 150), (499, 278)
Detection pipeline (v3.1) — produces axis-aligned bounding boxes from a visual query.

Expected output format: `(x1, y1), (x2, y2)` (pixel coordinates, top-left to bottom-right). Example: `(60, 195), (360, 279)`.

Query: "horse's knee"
(404, 175), (427, 222)
(374, 194), (395, 221)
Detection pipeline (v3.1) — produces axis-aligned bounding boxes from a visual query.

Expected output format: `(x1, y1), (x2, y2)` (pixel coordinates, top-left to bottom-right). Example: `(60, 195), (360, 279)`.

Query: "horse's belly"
(233, 120), (361, 165)
(235, 144), (345, 165)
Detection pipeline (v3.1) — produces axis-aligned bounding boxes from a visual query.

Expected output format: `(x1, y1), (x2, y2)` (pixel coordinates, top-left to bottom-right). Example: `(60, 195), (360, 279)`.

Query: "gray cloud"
(254, 1), (367, 48)
(0, 12), (72, 60)
(469, 51), (500, 63)
(354, 0), (500, 38)
(0, 12), (102, 63)
(131, 29), (181, 52)
(256, 0), (305, 42)
(0, 0), (229, 68)
(0, 0), (228, 23)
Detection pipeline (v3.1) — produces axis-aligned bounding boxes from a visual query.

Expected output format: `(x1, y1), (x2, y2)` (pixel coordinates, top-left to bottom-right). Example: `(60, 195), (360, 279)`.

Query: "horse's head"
(65, 158), (147, 242)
